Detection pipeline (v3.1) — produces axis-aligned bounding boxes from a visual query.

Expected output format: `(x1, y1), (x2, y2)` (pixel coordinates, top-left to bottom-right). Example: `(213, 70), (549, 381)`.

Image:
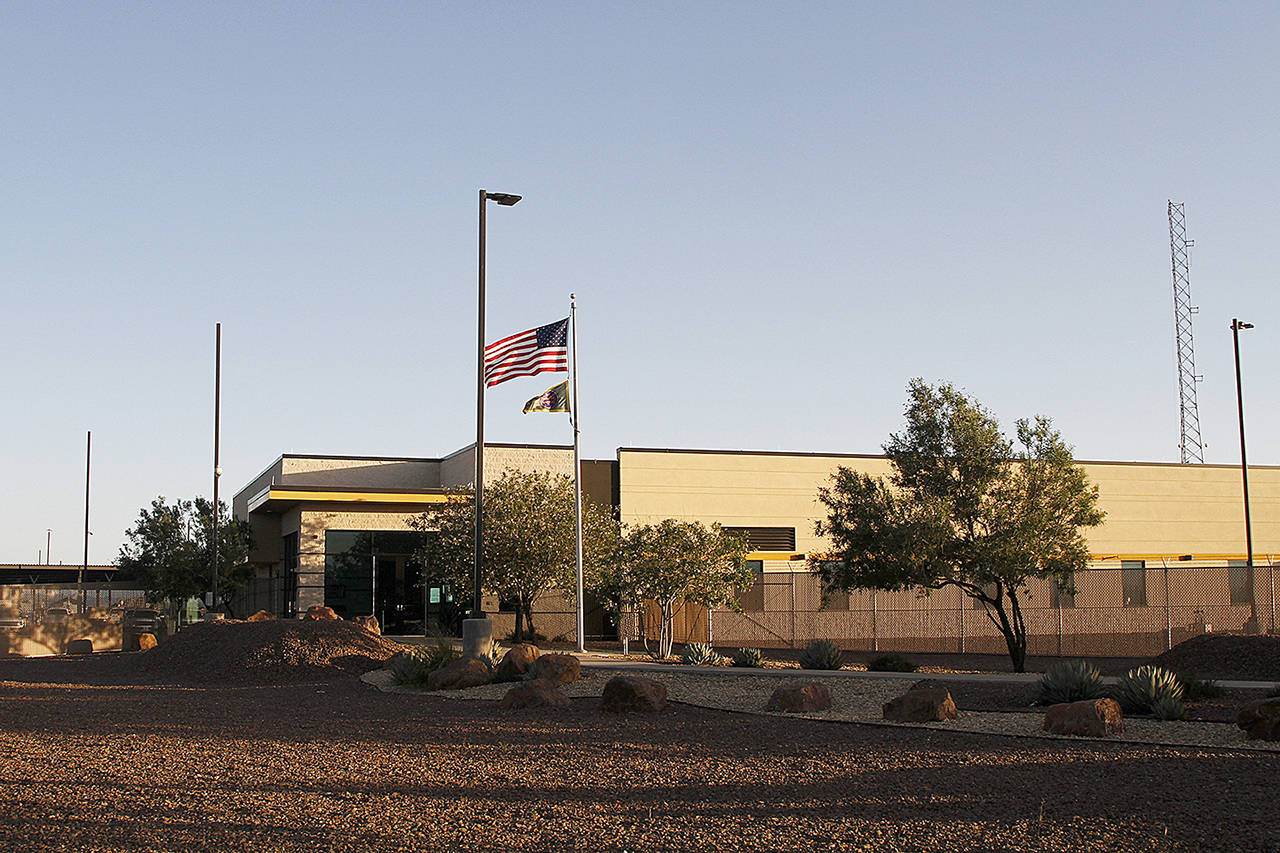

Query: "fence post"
(1163, 559), (1172, 651)
(790, 571), (796, 649)
(1057, 601), (1063, 656)
(1270, 559), (1276, 634)
(872, 588), (878, 652)
(958, 593), (965, 653)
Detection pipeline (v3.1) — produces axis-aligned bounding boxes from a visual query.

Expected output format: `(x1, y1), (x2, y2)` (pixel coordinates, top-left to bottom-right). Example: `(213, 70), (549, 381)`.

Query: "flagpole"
(474, 189), (487, 622)
(570, 294), (586, 654)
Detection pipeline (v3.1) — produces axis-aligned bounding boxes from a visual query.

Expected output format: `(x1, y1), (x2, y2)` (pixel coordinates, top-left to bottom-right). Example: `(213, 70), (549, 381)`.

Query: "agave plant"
(680, 642), (725, 666)
(799, 639), (844, 670)
(1032, 659), (1105, 705)
(1112, 665), (1183, 715)
(731, 647), (765, 668)
(1150, 693), (1186, 721)
(387, 637), (460, 686)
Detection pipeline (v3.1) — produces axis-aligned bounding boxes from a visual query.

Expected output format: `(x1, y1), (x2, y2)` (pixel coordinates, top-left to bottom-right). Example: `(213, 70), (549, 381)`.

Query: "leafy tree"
(606, 519), (751, 659)
(411, 470), (619, 642)
(116, 496), (254, 616)
(812, 380), (1104, 672)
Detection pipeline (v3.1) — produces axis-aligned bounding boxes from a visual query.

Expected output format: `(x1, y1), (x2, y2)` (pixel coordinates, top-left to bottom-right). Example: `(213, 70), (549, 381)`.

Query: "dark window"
(721, 527), (796, 551)
(1051, 575), (1075, 609)
(282, 532), (299, 572)
(738, 561), (764, 612)
(1228, 560), (1252, 606)
(1122, 561), (1147, 607)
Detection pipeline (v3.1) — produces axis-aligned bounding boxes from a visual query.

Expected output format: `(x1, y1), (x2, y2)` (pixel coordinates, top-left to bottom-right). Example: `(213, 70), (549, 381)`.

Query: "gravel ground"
(2, 655), (1280, 852)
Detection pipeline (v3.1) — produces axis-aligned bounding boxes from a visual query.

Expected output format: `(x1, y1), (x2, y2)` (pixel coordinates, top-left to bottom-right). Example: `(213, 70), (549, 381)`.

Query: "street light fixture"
(1231, 318), (1257, 631)
(468, 189), (521, 658)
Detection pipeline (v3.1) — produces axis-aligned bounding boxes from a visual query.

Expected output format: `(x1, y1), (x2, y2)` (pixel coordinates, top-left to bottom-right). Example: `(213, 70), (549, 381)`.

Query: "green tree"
(411, 470), (619, 642)
(606, 520), (751, 659)
(812, 380), (1105, 672)
(116, 496), (254, 616)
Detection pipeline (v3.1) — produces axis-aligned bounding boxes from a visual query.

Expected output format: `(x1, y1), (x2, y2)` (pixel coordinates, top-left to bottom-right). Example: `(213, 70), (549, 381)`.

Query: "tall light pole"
(80, 431), (90, 615)
(46, 529), (51, 565)
(468, 189), (521, 658)
(212, 322), (222, 614)
(1231, 318), (1257, 631)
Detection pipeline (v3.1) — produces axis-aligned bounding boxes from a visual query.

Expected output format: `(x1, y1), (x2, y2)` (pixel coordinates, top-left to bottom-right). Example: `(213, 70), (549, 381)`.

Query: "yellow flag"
(522, 380), (570, 413)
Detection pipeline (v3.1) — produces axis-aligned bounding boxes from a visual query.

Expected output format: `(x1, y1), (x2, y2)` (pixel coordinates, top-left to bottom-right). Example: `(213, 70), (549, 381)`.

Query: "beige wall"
(618, 448), (1280, 561)
(441, 444), (575, 487)
(281, 456), (441, 489)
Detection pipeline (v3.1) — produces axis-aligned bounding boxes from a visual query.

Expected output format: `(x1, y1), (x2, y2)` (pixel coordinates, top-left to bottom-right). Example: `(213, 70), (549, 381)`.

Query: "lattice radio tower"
(1168, 201), (1204, 464)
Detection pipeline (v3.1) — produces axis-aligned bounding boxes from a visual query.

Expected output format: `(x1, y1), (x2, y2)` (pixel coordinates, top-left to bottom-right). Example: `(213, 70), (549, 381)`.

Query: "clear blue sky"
(3, 2), (1277, 564)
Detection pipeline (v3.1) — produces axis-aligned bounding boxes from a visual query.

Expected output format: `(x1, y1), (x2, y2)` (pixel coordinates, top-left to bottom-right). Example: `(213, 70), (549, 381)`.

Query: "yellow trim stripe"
(266, 489), (454, 505)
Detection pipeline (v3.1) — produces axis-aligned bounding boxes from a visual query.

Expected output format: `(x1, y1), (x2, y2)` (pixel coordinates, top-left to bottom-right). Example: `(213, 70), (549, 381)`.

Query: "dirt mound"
(135, 619), (406, 684)
(1149, 634), (1280, 682)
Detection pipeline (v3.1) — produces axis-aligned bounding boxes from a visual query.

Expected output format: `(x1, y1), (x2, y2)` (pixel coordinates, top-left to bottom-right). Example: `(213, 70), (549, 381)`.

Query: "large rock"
(426, 657), (493, 691)
(246, 610), (276, 622)
(600, 676), (668, 713)
(494, 644), (541, 683)
(1237, 698), (1280, 741)
(65, 638), (94, 655)
(304, 605), (340, 621)
(501, 678), (570, 709)
(528, 653), (581, 685)
(767, 683), (833, 713)
(883, 686), (959, 722)
(137, 633), (158, 651)
(1043, 698), (1124, 737)
(352, 615), (380, 635)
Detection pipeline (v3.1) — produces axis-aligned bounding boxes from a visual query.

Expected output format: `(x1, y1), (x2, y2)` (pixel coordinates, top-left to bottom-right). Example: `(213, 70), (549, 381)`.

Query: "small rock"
(883, 687), (959, 722)
(501, 678), (570, 709)
(1042, 698), (1124, 737)
(600, 676), (668, 713)
(304, 605), (340, 621)
(767, 683), (833, 712)
(494, 644), (541, 683)
(65, 639), (93, 655)
(426, 657), (493, 691)
(138, 633), (158, 651)
(246, 610), (276, 622)
(528, 653), (581, 685)
(352, 615), (380, 635)
(1237, 698), (1280, 741)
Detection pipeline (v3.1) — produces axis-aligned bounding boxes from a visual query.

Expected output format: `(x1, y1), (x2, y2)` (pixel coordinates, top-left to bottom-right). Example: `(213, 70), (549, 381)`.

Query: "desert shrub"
(680, 642), (725, 666)
(731, 647), (765, 668)
(480, 643), (503, 670)
(1176, 671), (1222, 702)
(387, 636), (459, 686)
(799, 639), (844, 670)
(1150, 693), (1186, 721)
(1032, 659), (1105, 705)
(867, 652), (916, 673)
(1112, 665), (1183, 715)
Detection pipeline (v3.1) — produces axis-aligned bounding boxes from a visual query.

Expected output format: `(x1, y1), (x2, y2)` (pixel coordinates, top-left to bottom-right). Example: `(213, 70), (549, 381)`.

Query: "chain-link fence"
(698, 562), (1278, 657)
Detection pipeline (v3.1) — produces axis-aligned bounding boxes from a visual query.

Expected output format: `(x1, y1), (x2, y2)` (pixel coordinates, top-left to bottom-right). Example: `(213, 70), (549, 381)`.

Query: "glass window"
(1228, 560), (1252, 606)
(1122, 561), (1147, 607)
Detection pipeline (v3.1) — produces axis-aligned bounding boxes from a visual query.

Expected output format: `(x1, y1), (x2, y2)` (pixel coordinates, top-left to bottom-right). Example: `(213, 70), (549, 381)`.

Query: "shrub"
(1151, 693), (1186, 721)
(680, 642), (725, 666)
(387, 637), (459, 686)
(1112, 665), (1183, 715)
(799, 639), (844, 670)
(1032, 659), (1105, 705)
(867, 652), (916, 672)
(731, 647), (765, 668)
(1176, 671), (1223, 702)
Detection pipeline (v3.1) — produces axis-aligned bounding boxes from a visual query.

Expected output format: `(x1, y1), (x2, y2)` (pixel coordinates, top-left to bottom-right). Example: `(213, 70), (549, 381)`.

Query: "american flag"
(484, 318), (569, 387)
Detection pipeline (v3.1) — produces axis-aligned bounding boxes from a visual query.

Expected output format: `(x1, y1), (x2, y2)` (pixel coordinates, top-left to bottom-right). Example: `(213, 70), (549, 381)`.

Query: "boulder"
(65, 638), (94, 655)
(352, 615), (380, 635)
(600, 676), (668, 713)
(528, 653), (581, 685)
(767, 683), (833, 713)
(137, 633), (158, 651)
(246, 610), (276, 622)
(426, 657), (493, 691)
(494, 644), (541, 683)
(1042, 698), (1124, 737)
(304, 605), (340, 621)
(500, 678), (570, 709)
(1237, 698), (1280, 741)
(883, 686), (959, 722)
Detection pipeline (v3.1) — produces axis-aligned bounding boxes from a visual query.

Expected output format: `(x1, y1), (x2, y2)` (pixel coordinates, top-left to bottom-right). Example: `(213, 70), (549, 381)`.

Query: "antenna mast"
(1168, 200), (1204, 463)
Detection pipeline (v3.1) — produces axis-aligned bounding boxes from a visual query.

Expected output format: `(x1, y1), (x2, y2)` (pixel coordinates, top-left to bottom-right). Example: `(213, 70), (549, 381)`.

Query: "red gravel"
(1, 652), (1279, 851)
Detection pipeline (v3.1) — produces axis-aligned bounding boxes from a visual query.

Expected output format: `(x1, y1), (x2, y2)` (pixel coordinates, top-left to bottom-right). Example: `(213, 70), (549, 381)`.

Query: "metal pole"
(474, 189), (487, 619)
(46, 530), (51, 565)
(80, 431), (90, 615)
(1163, 558), (1172, 651)
(570, 294), (586, 654)
(370, 552), (377, 625)
(212, 320), (222, 612)
(1232, 318), (1257, 630)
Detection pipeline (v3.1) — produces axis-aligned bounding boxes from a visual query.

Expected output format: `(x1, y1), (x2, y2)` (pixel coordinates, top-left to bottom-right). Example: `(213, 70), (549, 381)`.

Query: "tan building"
(233, 444), (1279, 655)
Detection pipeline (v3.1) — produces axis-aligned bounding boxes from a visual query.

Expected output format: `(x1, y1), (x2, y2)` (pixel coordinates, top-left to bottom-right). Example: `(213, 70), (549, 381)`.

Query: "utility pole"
(1168, 202), (1204, 463)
